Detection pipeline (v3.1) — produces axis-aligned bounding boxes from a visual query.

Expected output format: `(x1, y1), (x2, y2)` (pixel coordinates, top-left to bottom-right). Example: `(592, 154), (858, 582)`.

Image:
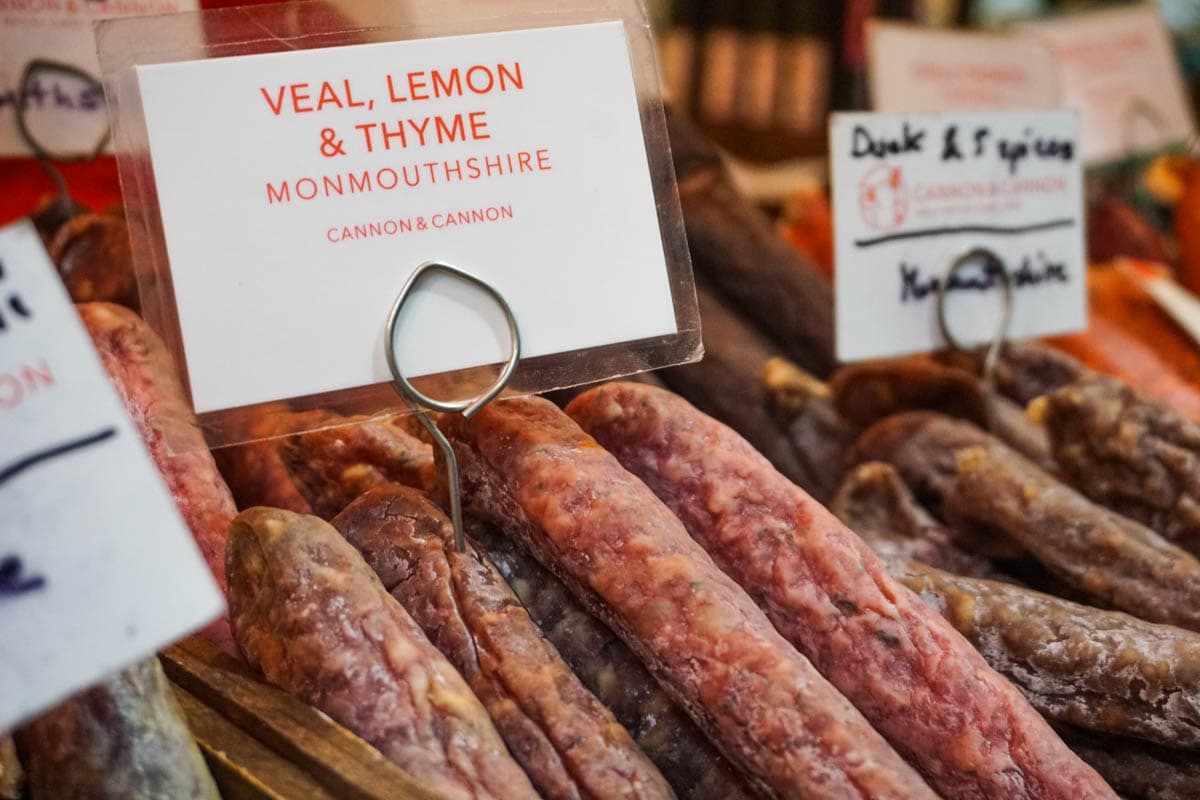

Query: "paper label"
(0, 220), (224, 731)
(134, 21), (678, 415)
(0, 0), (198, 157)
(830, 111), (1086, 362)
(1019, 5), (1196, 163)
(868, 22), (1060, 113)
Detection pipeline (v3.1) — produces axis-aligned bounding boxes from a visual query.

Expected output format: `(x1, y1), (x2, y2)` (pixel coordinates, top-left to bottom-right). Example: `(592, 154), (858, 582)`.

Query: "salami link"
(279, 416), (435, 518)
(1055, 725), (1200, 800)
(857, 412), (1200, 631)
(212, 403), (314, 514)
(332, 485), (675, 800)
(667, 108), (836, 376)
(830, 357), (1053, 469)
(568, 382), (1116, 800)
(468, 521), (756, 800)
(78, 302), (238, 650)
(937, 341), (1087, 406)
(887, 556), (1200, 749)
(15, 659), (218, 800)
(830, 461), (1002, 580)
(226, 507), (538, 800)
(441, 396), (936, 800)
(1035, 374), (1200, 554)
(850, 412), (1021, 561)
(946, 445), (1200, 631)
(761, 357), (856, 503)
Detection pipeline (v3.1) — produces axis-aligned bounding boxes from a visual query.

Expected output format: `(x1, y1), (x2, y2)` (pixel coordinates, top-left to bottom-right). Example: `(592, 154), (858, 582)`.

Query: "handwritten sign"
(868, 21), (1059, 113)
(830, 110), (1086, 362)
(0, 0), (198, 157)
(132, 20), (681, 417)
(0, 220), (223, 731)
(1018, 5), (1197, 163)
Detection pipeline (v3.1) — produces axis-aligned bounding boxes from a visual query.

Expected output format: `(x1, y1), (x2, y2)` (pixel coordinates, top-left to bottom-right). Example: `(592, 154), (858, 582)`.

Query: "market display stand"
(162, 637), (439, 800)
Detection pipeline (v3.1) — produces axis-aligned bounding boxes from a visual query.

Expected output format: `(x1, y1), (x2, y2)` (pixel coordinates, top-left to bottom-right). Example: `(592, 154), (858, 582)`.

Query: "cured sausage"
(658, 282), (810, 491)
(469, 522), (756, 800)
(331, 485), (675, 800)
(441, 395), (936, 800)
(1056, 725), (1200, 800)
(937, 341), (1086, 406)
(79, 302), (237, 650)
(838, 464), (1200, 749)
(212, 403), (313, 514)
(850, 412), (1024, 561)
(50, 213), (139, 310)
(761, 357), (856, 502)
(15, 659), (218, 800)
(944, 444), (1200, 631)
(226, 507), (538, 800)
(278, 416), (435, 518)
(830, 357), (1052, 468)
(667, 108), (835, 376)
(857, 412), (1200, 631)
(1035, 374), (1200, 554)
(830, 461), (1002, 579)
(569, 382), (1116, 800)
(889, 557), (1200, 749)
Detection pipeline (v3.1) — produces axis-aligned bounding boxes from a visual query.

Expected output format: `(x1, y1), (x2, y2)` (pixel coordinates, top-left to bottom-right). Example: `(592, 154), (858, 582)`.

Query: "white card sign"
(1018, 5), (1197, 163)
(0, 220), (224, 731)
(132, 20), (681, 416)
(868, 22), (1060, 114)
(830, 111), (1087, 363)
(0, 0), (198, 157)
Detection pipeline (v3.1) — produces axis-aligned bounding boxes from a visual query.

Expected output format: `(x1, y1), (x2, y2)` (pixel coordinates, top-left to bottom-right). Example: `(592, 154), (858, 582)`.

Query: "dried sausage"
(570, 382), (1115, 800)
(442, 395), (936, 800)
(226, 507), (538, 800)
(469, 522), (756, 800)
(16, 659), (218, 800)
(332, 485), (675, 800)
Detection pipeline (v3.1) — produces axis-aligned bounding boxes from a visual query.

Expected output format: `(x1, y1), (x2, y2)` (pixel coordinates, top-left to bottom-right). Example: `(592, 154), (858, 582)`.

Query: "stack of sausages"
(14, 112), (1200, 800)
(15, 298), (1119, 800)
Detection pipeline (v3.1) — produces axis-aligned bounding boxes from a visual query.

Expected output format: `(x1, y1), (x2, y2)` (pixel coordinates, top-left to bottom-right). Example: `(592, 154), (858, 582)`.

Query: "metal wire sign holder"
(935, 247), (1014, 435)
(383, 261), (522, 552)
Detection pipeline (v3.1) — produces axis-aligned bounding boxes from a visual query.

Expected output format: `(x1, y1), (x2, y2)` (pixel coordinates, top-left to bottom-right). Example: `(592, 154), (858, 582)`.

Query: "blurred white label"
(869, 22), (1060, 113)
(0, 219), (223, 731)
(831, 110), (1087, 362)
(1019, 5), (1197, 163)
(0, 0), (198, 158)
(135, 21), (677, 414)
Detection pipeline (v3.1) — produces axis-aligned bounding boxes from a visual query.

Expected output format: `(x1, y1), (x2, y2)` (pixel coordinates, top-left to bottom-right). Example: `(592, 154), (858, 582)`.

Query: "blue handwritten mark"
(0, 428), (117, 490)
(0, 555), (45, 598)
(899, 253), (1069, 304)
(0, 257), (33, 333)
(0, 78), (104, 114)
(854, 219), (1076, 250)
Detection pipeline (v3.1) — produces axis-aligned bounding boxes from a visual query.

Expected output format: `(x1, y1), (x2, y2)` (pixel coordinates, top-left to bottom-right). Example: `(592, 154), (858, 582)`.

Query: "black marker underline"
(854, 219), (1076, 248)
(0, 427), (118, 489)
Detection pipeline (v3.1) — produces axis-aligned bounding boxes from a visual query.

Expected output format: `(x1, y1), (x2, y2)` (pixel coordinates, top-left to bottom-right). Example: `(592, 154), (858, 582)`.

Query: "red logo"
(859, 164), (908, 231)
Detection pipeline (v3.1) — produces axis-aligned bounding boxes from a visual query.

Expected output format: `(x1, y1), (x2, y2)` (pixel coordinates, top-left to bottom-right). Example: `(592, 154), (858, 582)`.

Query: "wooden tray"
(163, 637), (445, 800)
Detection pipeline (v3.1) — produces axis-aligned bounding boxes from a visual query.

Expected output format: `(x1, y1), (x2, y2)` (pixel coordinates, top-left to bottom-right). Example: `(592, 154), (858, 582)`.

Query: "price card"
(0, 220), (224, 731)
(0, 0), (198, 157)
(830, 111), (1086, 362)
(97, 2), (698, 446)
(868, 22), (1060, 113)
(1018, 5), (1197, 164)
